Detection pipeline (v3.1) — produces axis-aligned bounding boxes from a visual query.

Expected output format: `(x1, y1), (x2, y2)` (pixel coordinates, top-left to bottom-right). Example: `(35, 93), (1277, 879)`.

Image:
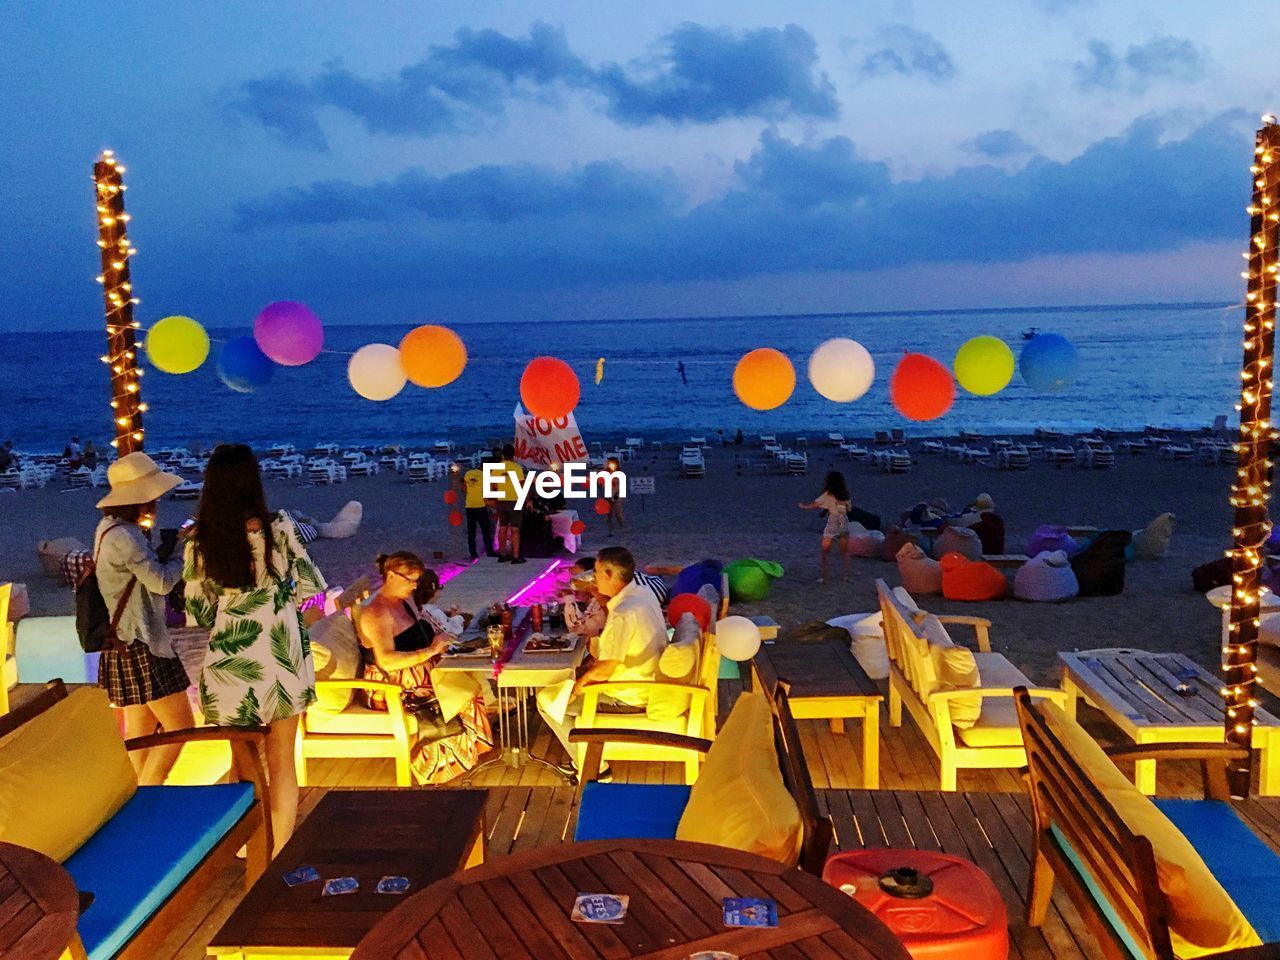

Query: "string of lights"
(93, 150), (146, 455)
(1225, 117), (1280, 798)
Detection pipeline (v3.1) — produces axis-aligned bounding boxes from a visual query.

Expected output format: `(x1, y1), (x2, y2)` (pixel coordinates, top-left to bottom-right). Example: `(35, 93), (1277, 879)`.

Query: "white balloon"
(808, 338), (875, 403)
(715, 615), (762, 662)
(348, 343), (407, 402)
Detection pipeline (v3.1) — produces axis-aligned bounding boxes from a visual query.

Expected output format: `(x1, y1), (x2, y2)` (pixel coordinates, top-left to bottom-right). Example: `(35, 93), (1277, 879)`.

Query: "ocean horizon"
(2, 301), (1245, 452)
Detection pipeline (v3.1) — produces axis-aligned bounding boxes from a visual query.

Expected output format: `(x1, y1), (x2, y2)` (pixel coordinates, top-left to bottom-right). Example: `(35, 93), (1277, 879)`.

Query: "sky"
(1, 0), (1275, 331)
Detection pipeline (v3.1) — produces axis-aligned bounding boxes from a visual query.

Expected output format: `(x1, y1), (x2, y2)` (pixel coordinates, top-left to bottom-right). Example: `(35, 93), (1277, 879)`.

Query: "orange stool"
(823, 849), (1008, 959)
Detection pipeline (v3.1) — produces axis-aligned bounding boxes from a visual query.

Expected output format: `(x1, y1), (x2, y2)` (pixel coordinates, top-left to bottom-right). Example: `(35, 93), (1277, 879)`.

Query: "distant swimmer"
(677, 360), (687, 385)
(595, 357), (605, 385)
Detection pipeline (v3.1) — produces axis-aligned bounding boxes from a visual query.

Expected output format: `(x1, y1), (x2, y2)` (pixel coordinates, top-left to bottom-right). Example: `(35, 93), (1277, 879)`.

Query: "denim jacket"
(94, 518), (184, 659)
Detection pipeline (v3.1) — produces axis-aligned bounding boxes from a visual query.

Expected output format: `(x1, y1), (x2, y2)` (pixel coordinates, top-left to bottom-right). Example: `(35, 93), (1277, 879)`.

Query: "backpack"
(75, 524), (137, 653)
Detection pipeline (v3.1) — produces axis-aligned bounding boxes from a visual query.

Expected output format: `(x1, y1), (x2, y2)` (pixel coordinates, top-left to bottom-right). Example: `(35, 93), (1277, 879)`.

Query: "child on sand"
(798, 471), (853, 584)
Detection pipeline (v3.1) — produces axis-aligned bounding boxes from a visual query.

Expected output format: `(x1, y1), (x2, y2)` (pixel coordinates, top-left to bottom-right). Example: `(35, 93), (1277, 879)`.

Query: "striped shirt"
(632, 570), (671, 606)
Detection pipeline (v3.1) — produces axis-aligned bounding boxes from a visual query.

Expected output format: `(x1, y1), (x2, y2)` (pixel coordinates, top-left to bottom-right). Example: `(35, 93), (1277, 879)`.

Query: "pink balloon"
(253, 301), (323, 366)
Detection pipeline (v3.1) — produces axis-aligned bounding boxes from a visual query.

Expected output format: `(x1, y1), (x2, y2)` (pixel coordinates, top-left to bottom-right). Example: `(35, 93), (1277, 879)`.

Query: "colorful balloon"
(733, 348), (795, 410)
(443, 490), (458, 505)
(347, 343), (407, 402)
(448, 509), (463, 527)
(521, 357), (580, 419)
(254, 301), (323, 366)
(667, 593), (712, 632)
(890, 352), (955, 421)
(217, 336), (276, 393)
(145, 315), (209, 374)
(954, 335), (1015, 396)
(808, 338), (875, 402)
(570, 519), (586, 535)
(594, 497), (610, 515)
(715, 615), (763, 662)
(1020, 333), (1079, 393)
(399, 325), (467, 388)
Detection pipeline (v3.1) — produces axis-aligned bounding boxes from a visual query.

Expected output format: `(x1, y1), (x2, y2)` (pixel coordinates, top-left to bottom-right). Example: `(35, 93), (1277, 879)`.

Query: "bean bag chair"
(317, 500), (363, 539)
(1132, 512), (1175, 560)
(37, 537), (87, 580)
(847, 505), (882, 531)
(1193, 556), (1233, 593)
(940, 552), (1008, 602)
(672, 559), (723, 598)
(723, 558), (784, 602)
(879, 526), (921, 563)
(1070, 530), (1132, 597)
(1025, 524), (1081, 559)
(970, 512), (1006, 554)
(847, 524), (885, 559)
(897, 542), (942, 595)
(825, 613), (890, 680)
(1014, 550), (1079, 602)
(935, 526), (983, 561)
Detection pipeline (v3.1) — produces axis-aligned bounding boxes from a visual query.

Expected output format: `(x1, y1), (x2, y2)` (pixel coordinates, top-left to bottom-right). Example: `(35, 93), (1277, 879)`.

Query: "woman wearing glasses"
(360, 551), (492, 783)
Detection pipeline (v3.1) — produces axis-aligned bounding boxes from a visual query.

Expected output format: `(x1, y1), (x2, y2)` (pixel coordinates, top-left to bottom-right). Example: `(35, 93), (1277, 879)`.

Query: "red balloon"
(667, 593), (712, 632)
(443, 490), (458, 505)
(520, 357), (580, 419)
(890, 352), (955, 421)
(570, 520), (586, 535)
(448, 509), (463, 527)
(594, 498), (610, 515)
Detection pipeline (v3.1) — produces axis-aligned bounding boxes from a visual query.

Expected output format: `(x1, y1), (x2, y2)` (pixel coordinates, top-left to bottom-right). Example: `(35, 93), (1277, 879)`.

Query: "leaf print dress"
(184, 511), (326, 726)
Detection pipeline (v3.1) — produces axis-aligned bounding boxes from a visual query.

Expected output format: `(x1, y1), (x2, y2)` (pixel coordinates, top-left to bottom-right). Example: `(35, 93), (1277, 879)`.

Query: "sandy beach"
(1, 439), (1236, 688)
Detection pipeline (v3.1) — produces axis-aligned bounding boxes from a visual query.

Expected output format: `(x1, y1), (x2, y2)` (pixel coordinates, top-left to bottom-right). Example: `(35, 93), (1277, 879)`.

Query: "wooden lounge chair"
(874, 430), (891, 446)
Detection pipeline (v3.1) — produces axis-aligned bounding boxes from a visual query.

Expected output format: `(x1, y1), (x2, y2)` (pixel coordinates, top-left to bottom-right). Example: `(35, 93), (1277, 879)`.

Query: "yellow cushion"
(956, 654), (1036, 747)
(676, 691), (803, 866)
(305, 703), (417, 736)
(922, 615), (982, 728)
(0, 688), (137, 861)
(1039, 703), (1261, 957)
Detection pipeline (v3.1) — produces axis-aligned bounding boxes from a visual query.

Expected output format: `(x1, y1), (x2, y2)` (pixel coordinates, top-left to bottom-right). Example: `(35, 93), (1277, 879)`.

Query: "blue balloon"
(218, 336), (276, 393)
(1020, 333), (1079, 393)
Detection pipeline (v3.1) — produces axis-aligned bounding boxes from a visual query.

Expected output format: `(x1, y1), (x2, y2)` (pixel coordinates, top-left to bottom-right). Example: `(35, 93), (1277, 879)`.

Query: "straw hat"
(973, 493), (995, 512)
(95, 452), (183, 507)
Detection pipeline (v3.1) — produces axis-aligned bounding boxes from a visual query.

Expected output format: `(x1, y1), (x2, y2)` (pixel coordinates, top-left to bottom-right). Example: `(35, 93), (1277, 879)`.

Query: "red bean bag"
(940, 552), (1008, 602)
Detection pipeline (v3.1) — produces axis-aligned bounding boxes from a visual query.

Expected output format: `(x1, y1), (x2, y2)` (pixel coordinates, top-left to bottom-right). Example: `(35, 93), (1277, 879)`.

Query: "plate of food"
(523, 633), (575, 653)
(444, 637), (487, 656)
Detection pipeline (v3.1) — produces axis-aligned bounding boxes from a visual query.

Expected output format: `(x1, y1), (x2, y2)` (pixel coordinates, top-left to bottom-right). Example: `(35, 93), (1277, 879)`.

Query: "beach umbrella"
(954, 335), (1014, 396)
(254, 301), (324, 366)
(1020, 333), (1079, 393)
(347, 343), (407, 402)
(399, 325), (467, 388)
(521, 357), (580, 419)
(890, 352), (955, 421)
(218, 336), (276, 393)
(145, 315), (209, 374)
(734, 348), (795, 410)
(808, 338), (875, 402)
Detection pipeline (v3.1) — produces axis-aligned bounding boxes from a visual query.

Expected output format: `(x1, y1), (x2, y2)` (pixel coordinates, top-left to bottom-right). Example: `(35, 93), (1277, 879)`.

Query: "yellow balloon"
(145, 315), (210, 374)
(954, 335), (1014, 396)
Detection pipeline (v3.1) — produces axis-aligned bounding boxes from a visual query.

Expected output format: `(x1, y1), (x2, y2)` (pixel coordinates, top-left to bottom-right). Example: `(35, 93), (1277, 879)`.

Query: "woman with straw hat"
(94, 451), (196, 785)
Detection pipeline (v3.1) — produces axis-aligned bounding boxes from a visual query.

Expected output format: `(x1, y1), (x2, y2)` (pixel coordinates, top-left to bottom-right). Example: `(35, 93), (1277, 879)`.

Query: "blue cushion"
(65, 783), (255, 960)
(1049, 824), (1146, 960)
(1153, 798), (1280, 943)
(574, 783), (691, 842)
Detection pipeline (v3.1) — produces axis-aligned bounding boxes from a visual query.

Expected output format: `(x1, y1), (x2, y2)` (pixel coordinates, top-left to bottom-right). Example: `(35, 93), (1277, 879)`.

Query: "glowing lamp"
(808, 338), (875, 402)
(715, 615), (762, 662)
(733, 348), (795, 410)
(218, 336), (276, 393)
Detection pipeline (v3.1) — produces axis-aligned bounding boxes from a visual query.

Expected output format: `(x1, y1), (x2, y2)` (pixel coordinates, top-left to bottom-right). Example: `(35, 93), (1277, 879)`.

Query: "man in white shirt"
(537, 546), (667, 777)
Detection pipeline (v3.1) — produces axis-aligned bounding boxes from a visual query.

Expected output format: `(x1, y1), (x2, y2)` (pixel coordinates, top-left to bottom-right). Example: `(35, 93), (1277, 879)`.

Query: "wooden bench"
(984, 553), (1030, 569)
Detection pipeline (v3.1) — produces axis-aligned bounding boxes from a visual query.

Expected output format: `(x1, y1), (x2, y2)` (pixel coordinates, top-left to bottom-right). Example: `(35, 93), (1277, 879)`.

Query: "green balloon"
(954, 335), (1015, 396)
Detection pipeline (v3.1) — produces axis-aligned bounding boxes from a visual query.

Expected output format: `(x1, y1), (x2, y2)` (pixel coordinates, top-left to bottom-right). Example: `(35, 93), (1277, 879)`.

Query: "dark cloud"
(965, 129), (1035, 158)
(854, 25), (955, 82)
(229, 22), (837, 149)
(1074, 36), (1210, 92)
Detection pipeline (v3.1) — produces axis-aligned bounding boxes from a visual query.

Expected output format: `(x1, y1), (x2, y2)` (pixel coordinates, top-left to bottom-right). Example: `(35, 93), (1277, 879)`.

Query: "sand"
(0, 440), (1238, 687)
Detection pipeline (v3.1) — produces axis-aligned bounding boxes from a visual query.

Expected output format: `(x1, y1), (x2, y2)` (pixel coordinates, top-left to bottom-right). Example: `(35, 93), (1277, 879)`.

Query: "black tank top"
(392, 601), (436, 652)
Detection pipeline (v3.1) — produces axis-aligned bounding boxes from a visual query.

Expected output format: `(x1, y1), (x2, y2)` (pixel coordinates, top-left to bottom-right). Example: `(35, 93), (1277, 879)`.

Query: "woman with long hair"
(360, 551), (492, 784)
(798, 470), (853, 583)
(94, 452), (194, 784)
(184, 444), (325, 852)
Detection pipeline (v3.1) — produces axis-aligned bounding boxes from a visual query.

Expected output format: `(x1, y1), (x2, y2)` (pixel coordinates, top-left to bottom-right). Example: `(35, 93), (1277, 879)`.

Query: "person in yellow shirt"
(460, 458), (498, 562)
(494, 444), (527, 564)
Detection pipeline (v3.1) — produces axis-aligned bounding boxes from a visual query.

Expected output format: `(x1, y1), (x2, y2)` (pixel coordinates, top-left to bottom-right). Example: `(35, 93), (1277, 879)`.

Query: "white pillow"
(648, 613), (703, 721)
(921, 614), (981, 728)
(307, 611), (360, 713)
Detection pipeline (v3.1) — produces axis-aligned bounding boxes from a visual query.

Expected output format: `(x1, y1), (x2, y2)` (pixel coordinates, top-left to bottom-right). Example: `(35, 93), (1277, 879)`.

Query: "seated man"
(538, 546), (667, 777)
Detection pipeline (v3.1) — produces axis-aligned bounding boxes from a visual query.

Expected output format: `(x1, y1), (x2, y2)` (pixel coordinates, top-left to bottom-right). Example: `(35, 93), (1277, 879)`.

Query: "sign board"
(628, 476), (656, 495)
(512, 404), (588, 468)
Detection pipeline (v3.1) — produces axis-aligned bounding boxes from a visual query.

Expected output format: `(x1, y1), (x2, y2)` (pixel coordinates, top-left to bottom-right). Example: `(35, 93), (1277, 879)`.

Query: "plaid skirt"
(98, 639), (190, 706)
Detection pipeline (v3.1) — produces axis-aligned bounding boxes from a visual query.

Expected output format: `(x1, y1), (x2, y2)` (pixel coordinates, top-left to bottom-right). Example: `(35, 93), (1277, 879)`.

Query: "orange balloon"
(890, 352), (955, 421)
(733, 348), (795, 410)
(399, 325), (467, 388)
(521, 357), (580, 419)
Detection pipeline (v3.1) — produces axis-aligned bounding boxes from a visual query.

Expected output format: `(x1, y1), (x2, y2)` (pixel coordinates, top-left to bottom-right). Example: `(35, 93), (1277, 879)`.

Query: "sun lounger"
(996, 446), (1031, 470)
(432, 440), (455, 454)
(920, 439), (945, 455)
(827, 432), (844, 446)
(960, 429), (985, 442)
(873, 430), (891, 446)
(170, 480), (203, 500)
(313, 443), (340, 456)
(1047, 446), (1075, 467)
(1158, 442), (1195, 460)
(680, 451), (706, 478)
(786, 452), (808, 475)
(874, 449), (912, 473)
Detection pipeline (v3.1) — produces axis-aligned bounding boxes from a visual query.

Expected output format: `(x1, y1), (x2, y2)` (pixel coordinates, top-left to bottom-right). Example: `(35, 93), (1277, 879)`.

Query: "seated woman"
(413, 569), (468, 634)
(360, 551), (492, 784)
(562, 557), (607, 639)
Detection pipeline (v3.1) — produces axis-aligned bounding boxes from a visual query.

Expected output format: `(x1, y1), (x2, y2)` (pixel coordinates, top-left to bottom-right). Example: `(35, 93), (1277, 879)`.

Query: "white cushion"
(955, 654), (1036, 748)
(305, 702), (417, 736)
(648, 614), (701, 721)
(308, 611), (361, 712)
(921, 615), (981, 727)
(826, 612), (889, 680)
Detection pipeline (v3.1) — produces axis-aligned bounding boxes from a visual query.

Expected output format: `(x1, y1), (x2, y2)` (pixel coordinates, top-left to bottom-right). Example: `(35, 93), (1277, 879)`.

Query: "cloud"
(229, 21), (837, 149)
(965, 129), (1035, 159)
(1073, 35), (1210, 92)
(853, 25), (955, 82)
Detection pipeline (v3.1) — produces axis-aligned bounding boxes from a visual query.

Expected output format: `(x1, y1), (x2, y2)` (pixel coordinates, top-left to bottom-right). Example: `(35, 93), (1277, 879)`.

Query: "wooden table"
(754, 635), (883, 789)
(0, 841), (81, 960)
(208, 789), (487, 959)
(350, 838), (911, 960)
(1060, 648), (1280, 794)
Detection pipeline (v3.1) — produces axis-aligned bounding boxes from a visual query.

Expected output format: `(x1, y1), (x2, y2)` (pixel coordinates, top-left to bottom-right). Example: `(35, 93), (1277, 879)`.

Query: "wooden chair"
(0, 582), (14, 715)
(877, 580), (1068, 789)
(570, 685), (834, 876)
(1014, 687), (1280, 960)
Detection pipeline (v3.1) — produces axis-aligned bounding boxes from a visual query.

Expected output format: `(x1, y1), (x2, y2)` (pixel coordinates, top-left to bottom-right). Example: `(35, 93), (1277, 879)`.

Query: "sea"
(0, 303), (1248, 452)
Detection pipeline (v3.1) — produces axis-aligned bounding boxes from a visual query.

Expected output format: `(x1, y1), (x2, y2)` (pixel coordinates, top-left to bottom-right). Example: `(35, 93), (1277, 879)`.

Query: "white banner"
(512, 404), (589, 468)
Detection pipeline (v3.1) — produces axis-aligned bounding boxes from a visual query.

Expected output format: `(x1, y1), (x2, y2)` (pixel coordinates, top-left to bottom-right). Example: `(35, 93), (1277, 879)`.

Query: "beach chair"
(1090, 445), (1116, 469)
(313, 443), (340, 457)
(840, 442), (869, 459)
(680, 451), (706, 479)
(1048, 446), (1076, 467)
(170, 481), (202, 501)
(876, 449), (912, 473)
(625, 437), (644, 449)
(406, 457), (433, 483)
(891, 428), (906, 444)
(960, 429), (985, 442)
(827, 432), (844, 447)
(268, 443), (295, 457)
(759, 434), (776, 446)
(432, 440), (455, 455)
(1159, 442), (1195, 461)
(66, 466), (91, 489)
(999, 446), (1031, 471)
(0, 468), (19, 491)
(786, 452), (808, 475)
(349, 457), (379, 477)
(961, 445), (990, 465)
(873, 429), (891, 446)
(308, 460), (338, 485)
(1035, 427), (1063, 440)
(920, 439), (945, 456)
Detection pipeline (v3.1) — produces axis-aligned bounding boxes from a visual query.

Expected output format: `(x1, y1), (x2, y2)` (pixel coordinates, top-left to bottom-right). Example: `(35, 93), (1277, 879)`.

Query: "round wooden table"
(0, 841), (80, 960)
(351, 838), (911, 960)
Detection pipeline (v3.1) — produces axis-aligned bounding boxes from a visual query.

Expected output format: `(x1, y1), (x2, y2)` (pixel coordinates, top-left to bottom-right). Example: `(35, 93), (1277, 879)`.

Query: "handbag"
(401, 692), (465, 742)
(75, 525), (137, 653)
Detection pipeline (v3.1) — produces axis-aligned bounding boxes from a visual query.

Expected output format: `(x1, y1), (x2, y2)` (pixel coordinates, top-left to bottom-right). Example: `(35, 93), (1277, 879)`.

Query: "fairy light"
(1225, 118), (1280, 798)
(93, 151), (145, 455)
